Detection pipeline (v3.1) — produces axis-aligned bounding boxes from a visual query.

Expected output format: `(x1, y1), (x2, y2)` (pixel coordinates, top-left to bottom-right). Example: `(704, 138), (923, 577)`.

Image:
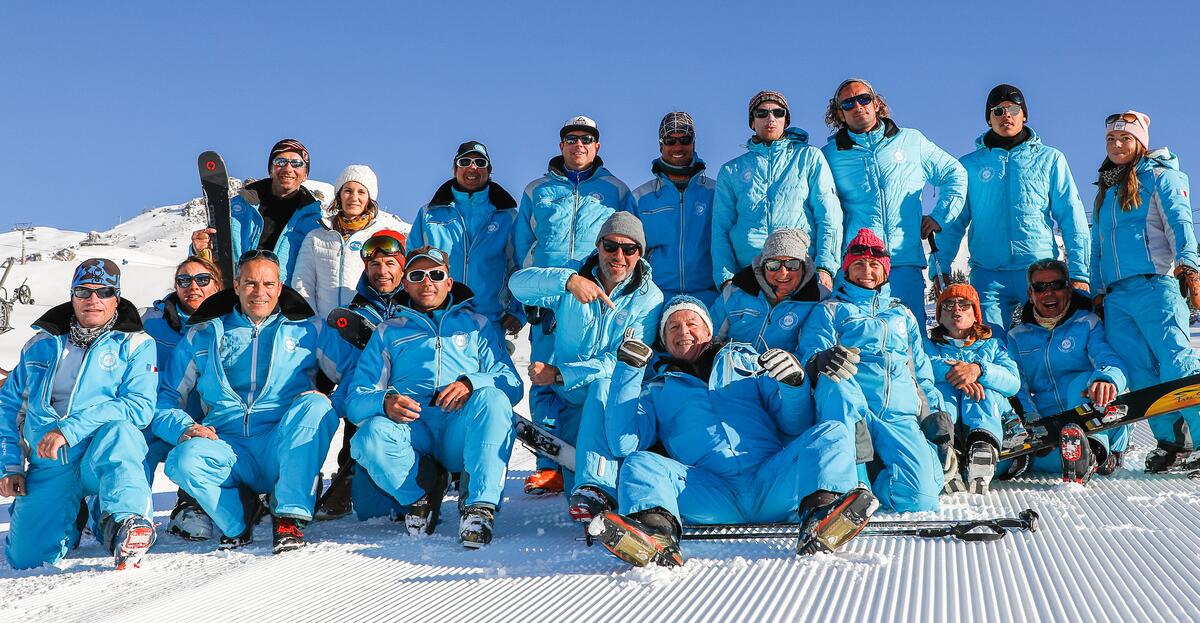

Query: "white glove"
(759, 349), (806, 387)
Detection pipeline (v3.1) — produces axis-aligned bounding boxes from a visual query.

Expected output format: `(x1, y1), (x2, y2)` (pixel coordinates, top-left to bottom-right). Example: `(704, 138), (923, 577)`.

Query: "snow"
(2, 203), (1200, 622)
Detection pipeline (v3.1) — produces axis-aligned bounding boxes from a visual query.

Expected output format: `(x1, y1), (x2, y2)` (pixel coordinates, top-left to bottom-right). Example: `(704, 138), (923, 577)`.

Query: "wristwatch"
(554, 371), (564, 386)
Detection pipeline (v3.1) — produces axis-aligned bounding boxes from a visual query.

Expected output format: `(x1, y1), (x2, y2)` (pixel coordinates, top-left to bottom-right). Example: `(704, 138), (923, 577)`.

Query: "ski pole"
(927, 233), (945, 299)
(677, 509), (1038, 542)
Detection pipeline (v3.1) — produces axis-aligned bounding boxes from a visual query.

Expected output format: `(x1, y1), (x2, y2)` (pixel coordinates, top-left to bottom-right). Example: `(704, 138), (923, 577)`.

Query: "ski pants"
(617, 420), (859, 525)
(143, 432), (172, 487)
(532, 379), (616, 497)
(815, 375), (943, 512)
(528, 318), (557, 472)
(350, 386), (514, 510)
(970, 267), (1030, 341)
(6, 421), (152, 570)
(164, 392), (337, 538)
(890, 266), (931, 328)
(935, 380), (1009, 450)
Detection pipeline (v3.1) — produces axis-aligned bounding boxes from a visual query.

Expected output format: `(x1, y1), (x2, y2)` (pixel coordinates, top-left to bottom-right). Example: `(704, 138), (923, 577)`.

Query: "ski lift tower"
(13, 223), (34, 265)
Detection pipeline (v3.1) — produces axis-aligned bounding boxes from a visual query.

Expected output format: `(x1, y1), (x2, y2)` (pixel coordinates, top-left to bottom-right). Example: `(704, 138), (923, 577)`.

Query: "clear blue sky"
(3, 1), (1199, 232)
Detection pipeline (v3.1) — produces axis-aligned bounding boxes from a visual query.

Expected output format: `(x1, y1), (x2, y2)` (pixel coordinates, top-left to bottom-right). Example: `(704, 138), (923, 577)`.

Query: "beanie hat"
(361, 229), (407, 264)
(748, 90), (790, 128)
(659, 112), (696, 140)
(985, 84), (1027, 122)
(937, 283), (983, 327)
(596, 212), (646, 252)
(756, 229), (811, 264)
(1105, 110), (1151, 150)
(842, 228), (891, 276)
(659, 295), (714, 343)
(335, 165), (379, 202)
(561, 115), (600, 140)
(72, 258), (121, 290)
(269, 138), (310, 174)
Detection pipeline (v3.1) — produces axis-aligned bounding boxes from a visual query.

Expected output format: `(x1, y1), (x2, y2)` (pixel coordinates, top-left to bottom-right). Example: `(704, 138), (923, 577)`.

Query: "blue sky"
(3, 1), (1199, 233)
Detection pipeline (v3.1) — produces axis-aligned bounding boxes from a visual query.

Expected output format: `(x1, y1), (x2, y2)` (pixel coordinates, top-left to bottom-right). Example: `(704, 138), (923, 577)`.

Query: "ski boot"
(1145, 446), (1193, 474)
(1097, 450), (1125, 476)
(407, 455), (450, 535)
(796, 487), (878, 555)
(103, 515), (156, 570)
(315, 468), (354, 521)
(567, 486), (613, 523)
(589, 508), (684, 568)
(272, 516), (307, 554)
(966, 440), (999, 495)
(941, 449), (966, 494)
(1001, 411), (1029, 452)
(1060, 424), (1097, 484)
(168, 489), (214, 541)
(218, 487), (268, 550)
(523, 468), (564, 496)
(459, 505), (495, 549)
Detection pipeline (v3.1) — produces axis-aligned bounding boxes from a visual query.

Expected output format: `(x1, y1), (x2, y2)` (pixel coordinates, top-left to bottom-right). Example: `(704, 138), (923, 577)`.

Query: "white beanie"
(335, 165), (379, 202)
(659, 295), (714, 343)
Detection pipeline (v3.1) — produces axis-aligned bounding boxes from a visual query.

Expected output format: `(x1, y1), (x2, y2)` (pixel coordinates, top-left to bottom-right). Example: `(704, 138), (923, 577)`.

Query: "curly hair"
(824, 80), (892, 130)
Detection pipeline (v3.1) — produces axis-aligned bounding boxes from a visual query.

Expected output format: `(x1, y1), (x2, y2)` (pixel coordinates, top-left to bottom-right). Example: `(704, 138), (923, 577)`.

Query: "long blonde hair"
(1095, 143), (1147, 213)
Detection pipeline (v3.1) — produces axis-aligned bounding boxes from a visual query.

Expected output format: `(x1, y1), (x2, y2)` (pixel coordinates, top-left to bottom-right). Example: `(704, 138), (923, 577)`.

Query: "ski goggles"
(72, 286), (118, 299)
(838, 93), (875, 110)
(762, 258), (803, 272)
(562, 134), (598, 145)
(753, 108), (787, 119)
(990, 104), (1023, 117)
(599, 238), (641, 256)
(939, 298), (973, 311)
(846, 244), (889, 258)
(405, 268), (449, 283)
(237, 249), (280, 266)
(660, 135), (694, 146)
(1030, 278), (1068, 293)
(361, 235), (405, 260)
(271, 157), (306, 169)
(455, 156), (490, 168)
(175, 273), (215, 288)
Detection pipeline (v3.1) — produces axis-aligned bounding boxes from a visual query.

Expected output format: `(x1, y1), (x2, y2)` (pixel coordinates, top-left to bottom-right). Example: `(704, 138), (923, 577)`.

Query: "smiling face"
(560, 131), (599, 171)
(1029, 268), (1070, 318)
(234, 258), (282, 323)
(763, 256), (801, 298)
(365, 255), (404, 294)
(454, 153), (490, 192)
(597, 234), (640, 288)
(269, 150), (308, 197)
(988, 100), (1026, 138)
(663, 309), (712, 362)
(174, 260), (221, 315)
(659, 132), (695, 167)
(338, 181), (370, 218)
(846, 258), (886, 290)
(1106, 130), (1141, 165)
(402, 257), (452, 311)
(72, 285), (118, 328)
(752, 102), (787, 142)
(836, 82), (880, 133)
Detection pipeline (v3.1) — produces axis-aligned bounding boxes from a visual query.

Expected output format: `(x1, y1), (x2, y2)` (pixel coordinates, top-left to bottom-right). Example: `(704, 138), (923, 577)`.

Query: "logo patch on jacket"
(694, 203), (707, 215)
(892, 150), (907, 163)
(452, 332), (469, 349)
(979, 167), (994, 182)
(742, 170), (753, 182)
(99, 351), (118, 371)
(1058, 336), (1076, 352)
(350, 241), (363, 251)
(284, 337), (298, 352)
(614, 310), (630, 325)
(487, 222), (500, 233)
(589, 192), (603, 202)
(779, 312), (798, 328)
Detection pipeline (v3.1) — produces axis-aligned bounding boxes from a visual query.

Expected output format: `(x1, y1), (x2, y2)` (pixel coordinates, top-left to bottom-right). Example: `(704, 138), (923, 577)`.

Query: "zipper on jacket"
(454, 203), (472, 285)
(245, 323), (260, 434)
(1042, 327), (1064, 414)
(878, 296), (892, 409)
(678, 186), (686, 294)
(56, 334), (106, 465)
(570, 186), (580, 259)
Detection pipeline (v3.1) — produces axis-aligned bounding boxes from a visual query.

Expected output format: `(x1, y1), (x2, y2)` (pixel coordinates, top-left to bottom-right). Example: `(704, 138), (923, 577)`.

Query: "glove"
(807, 344), (861, 385)
(758, 349), (805, 386)
(617, 337), (654, 368)
(1176, 265), (1200, 310)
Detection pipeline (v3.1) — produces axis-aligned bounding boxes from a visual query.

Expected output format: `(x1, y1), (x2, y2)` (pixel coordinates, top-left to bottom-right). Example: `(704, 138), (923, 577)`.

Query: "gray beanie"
(752, 229), (814, 299)
(596, 212), (646, 252)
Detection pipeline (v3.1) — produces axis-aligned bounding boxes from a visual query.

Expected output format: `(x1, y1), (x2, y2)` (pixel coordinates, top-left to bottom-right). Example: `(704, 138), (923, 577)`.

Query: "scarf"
(1099, 165), (1126, 190)
(1032, 306), (1069, 330)
(334, 210), (373, 237)
(68, 313), (117, 349)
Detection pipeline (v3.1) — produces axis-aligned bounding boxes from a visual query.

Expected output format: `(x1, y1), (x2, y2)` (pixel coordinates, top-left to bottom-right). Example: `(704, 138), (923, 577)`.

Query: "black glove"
(806, 344), (861, 385)
(617, 337), (654, 368)
(758, 349), (806, 386)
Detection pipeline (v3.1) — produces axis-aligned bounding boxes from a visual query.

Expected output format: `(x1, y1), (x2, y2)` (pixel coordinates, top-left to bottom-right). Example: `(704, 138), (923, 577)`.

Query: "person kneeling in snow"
(924, 282), (1022, 494)
(797, 228), (947, 512)
(589, 296), (875, 568)
(0, 259), (158, 570)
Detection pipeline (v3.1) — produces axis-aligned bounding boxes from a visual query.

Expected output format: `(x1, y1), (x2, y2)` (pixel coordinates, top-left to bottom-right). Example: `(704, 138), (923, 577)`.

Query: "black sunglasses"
(763, 258), (802, 272)
(600, 238), (641, 255)
(1030, 279), (1068, 293)
(176, 273), (214, 288)
(563, 135), (598, 145)
(847, 243), (889, 258)
(753, 108), (787, 119)
(839, 93), (875, 111)
(238, 249), (280, 266)
(661, 135), (694, 146)
(990, 104), (1023, 118)
(72, 286), (119, 299)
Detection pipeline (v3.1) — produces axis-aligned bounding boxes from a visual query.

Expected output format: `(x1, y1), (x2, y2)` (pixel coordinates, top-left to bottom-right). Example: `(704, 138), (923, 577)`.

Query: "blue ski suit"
(822, 119), (968, 322)
(1090, 149), (1200, 451)
(225, 179), (325, 284)
(603, 344), (859, 525)
(345, 283), (522, 511)
(408, 180), (524, 331)
(797, 281), (945, 512)
(934, 129), (1090, 337)
(1006, 295), (1129, 470)
(509, 254), (663, 496)
(1, 300), (157, 569)
(711, 128), (843, 284)
(140, 294), (208, 484)
(630, 158), (718, 305)
(158, 288), (343, 537)
(710, 264), (826, 354)
(924, 332), (1021, 448)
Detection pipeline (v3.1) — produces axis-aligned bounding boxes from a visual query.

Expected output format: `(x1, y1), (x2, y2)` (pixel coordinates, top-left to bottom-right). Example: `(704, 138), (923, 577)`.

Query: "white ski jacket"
(291, 210), (407, 321)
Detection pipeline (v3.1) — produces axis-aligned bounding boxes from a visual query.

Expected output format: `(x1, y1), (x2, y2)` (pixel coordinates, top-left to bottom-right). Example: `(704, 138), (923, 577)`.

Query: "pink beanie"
(1105, 110), (1150, 150)
(842, 228), (891, 276)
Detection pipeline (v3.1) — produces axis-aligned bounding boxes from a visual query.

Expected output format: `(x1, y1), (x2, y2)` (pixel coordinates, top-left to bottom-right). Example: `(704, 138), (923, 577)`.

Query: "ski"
(678, 509), (1038, 543)
(327, 307), (377, 350)
(515, 418), (576, 472)
(1000, 373), (1200, 462)
(197, 151), (235, 281)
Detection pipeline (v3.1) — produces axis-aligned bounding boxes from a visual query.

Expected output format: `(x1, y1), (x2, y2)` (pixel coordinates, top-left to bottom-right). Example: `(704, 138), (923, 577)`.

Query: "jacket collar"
(1017, 291), (1093, 328)
(654, 340), (723, 382)
(391, 281), (477, 315)
(34, 298), (144, 336)
(428, 179), (518, 210)
(578, 252), (650, 298)
(156, 292), (185, 332)
(548, 155), (606, 180)
(834, 117), (901, 150)
(188, 286), (315, 325)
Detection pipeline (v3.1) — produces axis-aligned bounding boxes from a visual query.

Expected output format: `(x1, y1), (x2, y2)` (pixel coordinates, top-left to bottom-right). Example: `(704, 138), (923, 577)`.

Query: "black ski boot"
(1097, 450), (1125, 476)
(407, 456), (450, 536)
(168, 489), (214, 541)
(1145, 446), (1193, 474)
(1060, 424), (1097, 484)
(589, 507), (684, 568)
(272, 515), (307, 554)
(459, 504), (495, 549)
(796, 487), (878, 555)
(966, 440), (999, 495)
(218, 487), (267, 550)
(567, 486), (614, 524)
(315, 467), (354, 521)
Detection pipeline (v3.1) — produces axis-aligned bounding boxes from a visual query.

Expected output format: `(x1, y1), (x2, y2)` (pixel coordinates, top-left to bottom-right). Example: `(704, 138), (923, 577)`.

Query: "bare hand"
(384, 393), (423, 423)
(178, 424), (218, 444)
(1072, 280), (1090, 293)
(36, 429), (68, 460)
(565, 275), (614, 309)
(191, 228), (216, 253)
(501, 314), (523, 335)
(1085, 381), (1117, 407)
(920, 216), (942, 238)
(435, 380), (473, 412)
(961, 381), (986, 401)
(528, 362), (560, 386)
(0, 474), (26, 497)
(817, 271), (833, 290)
(945, 361), (982, 389)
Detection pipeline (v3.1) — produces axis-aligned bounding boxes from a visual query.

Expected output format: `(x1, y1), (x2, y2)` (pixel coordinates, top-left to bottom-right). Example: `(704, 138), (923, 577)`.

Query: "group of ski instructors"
(2, 78), (1198, 571)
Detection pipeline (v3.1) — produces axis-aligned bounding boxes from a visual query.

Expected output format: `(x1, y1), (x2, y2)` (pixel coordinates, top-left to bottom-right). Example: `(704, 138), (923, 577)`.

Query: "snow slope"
(1, 202), (1199, 623)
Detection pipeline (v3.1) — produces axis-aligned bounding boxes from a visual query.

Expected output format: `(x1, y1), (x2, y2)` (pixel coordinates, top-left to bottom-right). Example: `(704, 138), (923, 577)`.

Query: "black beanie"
(985, 84), (1027, 122)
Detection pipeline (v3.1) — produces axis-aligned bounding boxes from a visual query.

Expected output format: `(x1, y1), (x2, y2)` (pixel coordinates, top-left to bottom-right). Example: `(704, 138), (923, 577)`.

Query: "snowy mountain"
(2, 196), (1200, 623)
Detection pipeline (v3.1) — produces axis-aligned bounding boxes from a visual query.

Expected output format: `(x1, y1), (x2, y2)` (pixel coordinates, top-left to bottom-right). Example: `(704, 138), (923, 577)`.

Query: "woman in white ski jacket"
(291, 165), (407, 320)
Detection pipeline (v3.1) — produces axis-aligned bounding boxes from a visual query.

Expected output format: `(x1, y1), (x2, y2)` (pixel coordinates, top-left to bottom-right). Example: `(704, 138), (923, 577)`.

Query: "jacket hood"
(748, 127), (810, 150)
(833, 117), (901, 150)
(578, 252), (652, 298)
(33, 298), (144, 336)
(731, 264), (821, 303)
(1017, 290), (1094, 327)
(391, 281), (477, 314)
(1145, 148), (1180, 171)
(154, 292), (185, 332)
(428, 179), (518, 210)
(188, 286), (315, 325)
(548, 155), (608, 179)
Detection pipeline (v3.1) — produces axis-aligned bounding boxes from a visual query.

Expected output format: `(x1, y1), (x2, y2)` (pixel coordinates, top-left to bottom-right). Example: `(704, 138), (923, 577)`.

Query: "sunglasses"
(838, 93), (875, 111)
(600, 238), (641, 255)
(939, 299), (972, 312)
(753, 108), (787, 119)
(456, 156), (489, 168)
(562, 135), (597, 145)
(271, 157), (306, 169)
(175, 273), (215, 288)
(847, 243), (889, 258)
(991, 104), (1023, 117)
(661, 135), (694, 146)
(763, 258), (802, 272)
(238, 249), (280, 266)
(405, 269), (448, 283)
(1030, 278), (1068, 293)
(1105, 112), (1142, 125)
(72, 286), (119, 300)
(361, 235), (405, 260)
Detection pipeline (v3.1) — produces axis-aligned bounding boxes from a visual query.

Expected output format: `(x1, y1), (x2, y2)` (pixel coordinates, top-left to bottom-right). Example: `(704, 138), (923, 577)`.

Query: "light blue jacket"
(1006, 295), (1128, 418)
(936, 129), (1090, 281)
(923, 333), (1022, 399)
(712, 128), (843, 283)
(1090, 149), (1198, 292)
(142, 294), (205, 424)
(344, 283), (523, 425)
(822, 119), (968, 268)
(514, 156), (633, 269)
(227, 179), (325, 283)
(710, 265), (826, 354)
(509, 254), (663, 405)
(408, 180), (524, 324)
(0, 301), (157, 476)
(631, 158), (717, 303)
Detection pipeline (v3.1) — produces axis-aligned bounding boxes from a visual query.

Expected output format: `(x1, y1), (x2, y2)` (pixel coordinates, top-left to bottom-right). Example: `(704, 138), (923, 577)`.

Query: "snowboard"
(515, 419), (576, 472)
(198, 151), (235, 281)
(1000, 373), (1200, 462)
(327, 307), (377, 350)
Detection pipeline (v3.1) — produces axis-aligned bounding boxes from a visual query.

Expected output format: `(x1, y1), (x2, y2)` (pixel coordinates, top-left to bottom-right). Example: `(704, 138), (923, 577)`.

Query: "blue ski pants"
(970, 267), (1032, 341)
